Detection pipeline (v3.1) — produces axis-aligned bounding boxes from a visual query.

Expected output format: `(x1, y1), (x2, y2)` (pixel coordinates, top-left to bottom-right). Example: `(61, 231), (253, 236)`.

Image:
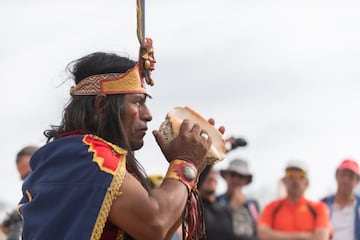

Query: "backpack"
(217, 195), (260, 238)
(232, 199), (260, 238)
(270, 199), (334, 239)
(271, 199), (317, 227)
(246, 199), (260, 222)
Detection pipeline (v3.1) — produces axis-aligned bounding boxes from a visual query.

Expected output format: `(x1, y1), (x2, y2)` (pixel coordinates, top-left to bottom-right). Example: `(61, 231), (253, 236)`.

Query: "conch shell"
(159, 106), (226, 165)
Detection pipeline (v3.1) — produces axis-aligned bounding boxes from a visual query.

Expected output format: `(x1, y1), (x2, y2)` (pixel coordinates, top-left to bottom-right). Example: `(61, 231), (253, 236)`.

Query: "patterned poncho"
(18, 134), (128, 240)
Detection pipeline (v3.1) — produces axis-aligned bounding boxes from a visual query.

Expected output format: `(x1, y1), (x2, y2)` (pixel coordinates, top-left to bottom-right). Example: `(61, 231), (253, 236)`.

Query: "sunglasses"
(229, 172), (249, 179)
(285, 170), (306, 179)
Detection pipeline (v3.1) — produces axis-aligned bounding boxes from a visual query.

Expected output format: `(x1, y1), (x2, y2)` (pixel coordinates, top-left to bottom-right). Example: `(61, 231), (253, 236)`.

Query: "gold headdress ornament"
(70, 0), (155, 96)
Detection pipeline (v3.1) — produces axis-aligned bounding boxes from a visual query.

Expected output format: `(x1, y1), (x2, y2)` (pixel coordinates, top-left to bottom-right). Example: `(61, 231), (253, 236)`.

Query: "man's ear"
(95, 94), (106, 115)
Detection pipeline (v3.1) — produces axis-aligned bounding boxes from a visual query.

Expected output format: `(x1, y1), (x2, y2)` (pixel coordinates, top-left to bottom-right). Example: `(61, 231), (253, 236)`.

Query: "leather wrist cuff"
(165, 159), (198, 191)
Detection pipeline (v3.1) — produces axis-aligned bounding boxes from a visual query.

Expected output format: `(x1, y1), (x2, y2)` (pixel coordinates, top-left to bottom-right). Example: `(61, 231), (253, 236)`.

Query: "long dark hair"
(45, 52), (150, 189)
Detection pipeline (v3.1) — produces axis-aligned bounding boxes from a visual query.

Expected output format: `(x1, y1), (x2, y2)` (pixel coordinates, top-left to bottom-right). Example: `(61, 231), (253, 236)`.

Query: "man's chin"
(131, 141), (144, 151)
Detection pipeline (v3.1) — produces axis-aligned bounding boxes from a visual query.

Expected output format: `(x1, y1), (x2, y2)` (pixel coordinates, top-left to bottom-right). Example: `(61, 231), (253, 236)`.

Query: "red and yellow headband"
(70, 64), (146, 96)
(70, 37), (155, 96)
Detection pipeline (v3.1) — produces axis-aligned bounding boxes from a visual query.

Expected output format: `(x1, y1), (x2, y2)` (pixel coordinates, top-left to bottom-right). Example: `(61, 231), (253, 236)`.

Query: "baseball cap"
(285, 159), (309, 175)
(337, 159), (360, 176)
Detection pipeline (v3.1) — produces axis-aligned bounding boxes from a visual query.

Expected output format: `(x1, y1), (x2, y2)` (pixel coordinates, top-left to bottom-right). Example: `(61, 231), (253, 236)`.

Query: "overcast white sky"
(1, 0), (360, 213)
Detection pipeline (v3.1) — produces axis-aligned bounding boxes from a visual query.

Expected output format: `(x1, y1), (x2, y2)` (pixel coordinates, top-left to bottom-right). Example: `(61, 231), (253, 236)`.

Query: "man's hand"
(153, 119), (212, 171)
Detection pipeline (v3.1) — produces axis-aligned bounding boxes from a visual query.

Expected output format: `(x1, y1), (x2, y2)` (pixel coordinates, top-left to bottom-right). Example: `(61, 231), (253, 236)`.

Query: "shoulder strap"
(305, 203), (317, 219)
(246, 199), (260, 222)
(271, 199), (285, 226)
(271, 200), (317, 228)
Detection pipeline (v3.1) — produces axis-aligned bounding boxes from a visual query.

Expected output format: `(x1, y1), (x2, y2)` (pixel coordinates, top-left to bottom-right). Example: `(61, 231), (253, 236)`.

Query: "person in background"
(15, 146), (37, 181)
(198, 165), (239, 240)
(257, 160), (331, 240)
(0, 145), (38, 240)
(217, 159), (259, 240)
(147, 174), (164, 189)
(321, 159), (360, 240)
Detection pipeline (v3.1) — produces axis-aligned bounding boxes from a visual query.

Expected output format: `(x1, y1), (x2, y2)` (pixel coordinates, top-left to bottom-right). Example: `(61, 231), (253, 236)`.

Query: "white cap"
(285, 159), (309, 175)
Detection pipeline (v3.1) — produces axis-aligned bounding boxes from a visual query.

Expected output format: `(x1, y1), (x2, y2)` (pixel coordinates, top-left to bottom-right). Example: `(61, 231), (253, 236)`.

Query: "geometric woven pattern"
(70, 64), (146, 96)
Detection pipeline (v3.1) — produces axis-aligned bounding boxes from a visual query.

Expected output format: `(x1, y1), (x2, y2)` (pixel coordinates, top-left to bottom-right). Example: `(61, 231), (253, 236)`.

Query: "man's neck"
(287, 195), (302, 204)
(335, 191), (355, 207)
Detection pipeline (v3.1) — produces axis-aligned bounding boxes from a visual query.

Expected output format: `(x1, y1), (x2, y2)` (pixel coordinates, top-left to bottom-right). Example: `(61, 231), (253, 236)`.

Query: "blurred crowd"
(2, 136), (360, 240)
(146, 136), (360, 240)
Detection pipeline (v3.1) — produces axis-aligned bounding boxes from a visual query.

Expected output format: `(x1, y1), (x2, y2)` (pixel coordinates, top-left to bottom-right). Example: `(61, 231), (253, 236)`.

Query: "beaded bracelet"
(165, 159), (198, 192)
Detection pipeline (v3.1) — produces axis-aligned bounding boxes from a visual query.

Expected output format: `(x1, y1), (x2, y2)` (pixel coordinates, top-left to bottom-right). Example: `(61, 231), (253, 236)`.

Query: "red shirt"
(258, 197), (331, 232)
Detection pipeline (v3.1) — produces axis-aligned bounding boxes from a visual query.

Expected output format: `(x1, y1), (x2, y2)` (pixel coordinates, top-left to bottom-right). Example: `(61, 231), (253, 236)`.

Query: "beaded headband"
(70, 0), (155, 96)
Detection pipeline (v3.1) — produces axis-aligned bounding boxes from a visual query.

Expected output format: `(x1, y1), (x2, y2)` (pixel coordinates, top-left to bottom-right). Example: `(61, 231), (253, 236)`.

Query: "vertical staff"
(136, 0), (155, 86)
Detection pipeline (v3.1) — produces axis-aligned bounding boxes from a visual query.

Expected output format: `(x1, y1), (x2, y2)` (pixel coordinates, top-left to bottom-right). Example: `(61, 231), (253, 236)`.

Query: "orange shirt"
(258, 197), (331, 232)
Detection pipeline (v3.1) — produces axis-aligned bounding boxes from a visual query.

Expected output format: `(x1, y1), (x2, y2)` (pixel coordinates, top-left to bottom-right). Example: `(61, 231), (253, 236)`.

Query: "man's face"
(17, 155), (31, 180)
(200, 168), (218, 195)
(284, 168), (308, 198)
(224, 171), (250, 191)
(336, 169), (359, 195)
(121, 93), (152, 150)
